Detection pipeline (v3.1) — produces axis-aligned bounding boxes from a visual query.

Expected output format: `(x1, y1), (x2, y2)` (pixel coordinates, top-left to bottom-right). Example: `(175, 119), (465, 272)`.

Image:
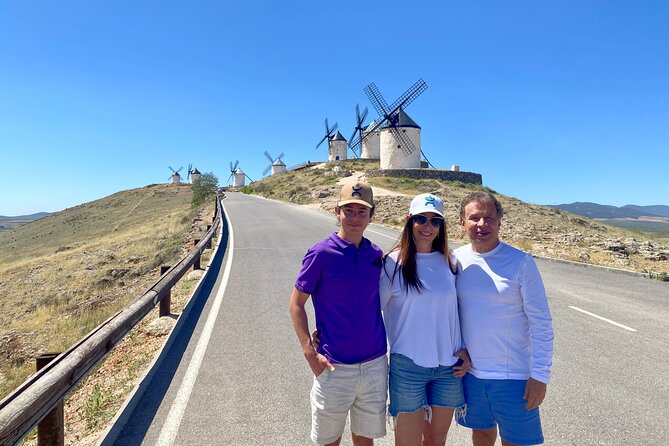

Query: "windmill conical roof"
(192, 168), (201, 174)
(273, 158), (286, 166)
(235, 168), (244, 174)
(383, 109), (421, 129)
(332, 130), (347, 141)
(364, 120), (378, 131)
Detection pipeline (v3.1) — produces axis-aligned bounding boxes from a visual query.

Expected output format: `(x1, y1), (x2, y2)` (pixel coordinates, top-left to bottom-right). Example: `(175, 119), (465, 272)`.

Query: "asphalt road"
(105, 192), (669, 446)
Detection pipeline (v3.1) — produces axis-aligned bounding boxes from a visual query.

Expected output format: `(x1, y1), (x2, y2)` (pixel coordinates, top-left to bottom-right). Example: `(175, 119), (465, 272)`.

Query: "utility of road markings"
(156, 208), (235, 446)
(568, 305), (637, 332)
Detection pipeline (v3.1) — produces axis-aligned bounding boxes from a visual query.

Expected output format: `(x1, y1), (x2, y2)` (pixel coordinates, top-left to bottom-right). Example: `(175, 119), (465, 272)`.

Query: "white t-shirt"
(380, 250), (462, 368)
(455, 242), (554, 383)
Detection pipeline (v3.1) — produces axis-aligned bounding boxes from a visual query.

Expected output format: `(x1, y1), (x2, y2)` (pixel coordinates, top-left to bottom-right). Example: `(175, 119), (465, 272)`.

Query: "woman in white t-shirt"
(380, 193), (470, 446)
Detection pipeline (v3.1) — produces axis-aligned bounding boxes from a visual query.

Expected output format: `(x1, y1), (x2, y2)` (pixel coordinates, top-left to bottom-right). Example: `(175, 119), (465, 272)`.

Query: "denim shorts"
(388, 353), (465, 417)
(456, 373), (544, 445)
(310, 355), (388, 444)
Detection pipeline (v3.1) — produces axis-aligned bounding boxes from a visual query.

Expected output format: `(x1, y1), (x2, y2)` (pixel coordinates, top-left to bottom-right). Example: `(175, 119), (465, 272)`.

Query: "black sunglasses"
(412, 215), (444, 227)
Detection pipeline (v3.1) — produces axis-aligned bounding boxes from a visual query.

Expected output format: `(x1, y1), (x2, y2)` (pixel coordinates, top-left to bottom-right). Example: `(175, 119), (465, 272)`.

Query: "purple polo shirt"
(295, 232), (387, 365)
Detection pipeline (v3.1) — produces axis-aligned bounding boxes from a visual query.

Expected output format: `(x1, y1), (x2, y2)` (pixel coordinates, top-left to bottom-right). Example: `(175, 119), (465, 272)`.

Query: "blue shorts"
(456, 373), (544, 445)
(388, 353), (465, 417)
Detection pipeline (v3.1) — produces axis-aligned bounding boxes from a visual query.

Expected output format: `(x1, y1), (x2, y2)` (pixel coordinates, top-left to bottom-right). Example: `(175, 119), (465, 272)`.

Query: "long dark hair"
(384, 214), (454, 294)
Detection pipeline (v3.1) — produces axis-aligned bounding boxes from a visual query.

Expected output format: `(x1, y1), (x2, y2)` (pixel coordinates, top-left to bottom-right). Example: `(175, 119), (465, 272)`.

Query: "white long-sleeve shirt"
(380, 250), (462, 368)
(455, 242), (554, 383)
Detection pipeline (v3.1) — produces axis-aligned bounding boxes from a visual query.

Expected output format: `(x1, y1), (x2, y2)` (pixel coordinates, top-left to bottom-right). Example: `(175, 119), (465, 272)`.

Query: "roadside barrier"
(0, 197), (223, 446)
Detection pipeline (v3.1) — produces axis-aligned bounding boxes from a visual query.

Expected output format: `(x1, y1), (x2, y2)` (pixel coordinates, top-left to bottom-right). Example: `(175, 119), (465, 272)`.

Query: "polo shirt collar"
(329, 232), (369, 250)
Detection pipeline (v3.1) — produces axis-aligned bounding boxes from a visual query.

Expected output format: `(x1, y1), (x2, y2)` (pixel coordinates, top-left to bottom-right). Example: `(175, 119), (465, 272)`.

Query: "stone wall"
(366, 168), (482, 185)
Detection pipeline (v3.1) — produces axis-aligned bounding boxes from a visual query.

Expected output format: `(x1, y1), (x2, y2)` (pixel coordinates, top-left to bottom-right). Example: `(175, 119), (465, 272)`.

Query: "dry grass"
(0, 184), (211, 400)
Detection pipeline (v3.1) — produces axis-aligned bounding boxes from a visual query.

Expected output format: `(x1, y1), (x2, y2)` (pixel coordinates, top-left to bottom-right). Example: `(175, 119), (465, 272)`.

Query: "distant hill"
(0, 212), (52, 222)
(547, 202), (669, 219)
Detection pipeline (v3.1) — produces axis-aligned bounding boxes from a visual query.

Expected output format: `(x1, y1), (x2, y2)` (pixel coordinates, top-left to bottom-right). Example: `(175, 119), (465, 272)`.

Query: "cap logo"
(424, 196), (437, 207)
(351, 185), (362, 197)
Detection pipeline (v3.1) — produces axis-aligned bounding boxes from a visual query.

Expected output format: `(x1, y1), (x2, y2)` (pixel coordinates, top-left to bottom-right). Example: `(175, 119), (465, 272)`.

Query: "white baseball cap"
(409, 193), (444, 217)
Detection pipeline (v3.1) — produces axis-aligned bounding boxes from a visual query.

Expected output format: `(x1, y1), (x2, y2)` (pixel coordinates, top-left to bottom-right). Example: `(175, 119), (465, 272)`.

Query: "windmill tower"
(347, 104), (368, 159)
(228, 160), (253, 187)
(361, 120), (380, 159)
(168, 166), (183, 185)
(315, 118), (338, 160)
(263, 151), (286, 176)
(329, 131), (347, 161)
(361, 78), (432, 169)
(187, 164), (201, 183)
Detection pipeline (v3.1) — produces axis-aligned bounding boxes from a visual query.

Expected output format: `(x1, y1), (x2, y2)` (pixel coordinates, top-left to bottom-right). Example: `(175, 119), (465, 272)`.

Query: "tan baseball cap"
(338, 181), (374, 208)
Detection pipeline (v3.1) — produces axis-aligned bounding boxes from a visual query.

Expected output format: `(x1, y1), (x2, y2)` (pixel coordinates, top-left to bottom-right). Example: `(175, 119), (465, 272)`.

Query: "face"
(461, 200), (501, 253)
(336, 203), (372, 239)
(411, 212), (443, 252)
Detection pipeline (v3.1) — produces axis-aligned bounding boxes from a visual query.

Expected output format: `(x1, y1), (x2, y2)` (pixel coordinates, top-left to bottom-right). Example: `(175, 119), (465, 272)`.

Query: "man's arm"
(520, 255), (554, 409)
(288, 287), (334, 376)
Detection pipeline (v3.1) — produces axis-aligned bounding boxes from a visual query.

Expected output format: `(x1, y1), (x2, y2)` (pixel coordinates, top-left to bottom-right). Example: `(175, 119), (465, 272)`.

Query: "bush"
(191, 173), (219, 206)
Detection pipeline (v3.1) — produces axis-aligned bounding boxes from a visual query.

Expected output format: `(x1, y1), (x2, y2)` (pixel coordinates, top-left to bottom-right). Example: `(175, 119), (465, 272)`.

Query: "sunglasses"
(412, 215), (444, 227)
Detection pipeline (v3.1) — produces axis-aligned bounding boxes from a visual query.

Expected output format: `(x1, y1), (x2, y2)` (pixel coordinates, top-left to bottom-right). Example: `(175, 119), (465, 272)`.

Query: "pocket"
(315, 367), (331, 383)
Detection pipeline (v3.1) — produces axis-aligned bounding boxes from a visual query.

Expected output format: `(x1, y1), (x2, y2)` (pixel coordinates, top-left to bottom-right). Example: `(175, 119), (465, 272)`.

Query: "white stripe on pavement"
(156, 208), (235, 446)
(568, 305), (637, 332)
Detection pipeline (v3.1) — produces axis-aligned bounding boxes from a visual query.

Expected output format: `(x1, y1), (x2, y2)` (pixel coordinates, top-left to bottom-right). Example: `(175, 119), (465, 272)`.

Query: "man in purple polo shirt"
(289, 180), (387, 446)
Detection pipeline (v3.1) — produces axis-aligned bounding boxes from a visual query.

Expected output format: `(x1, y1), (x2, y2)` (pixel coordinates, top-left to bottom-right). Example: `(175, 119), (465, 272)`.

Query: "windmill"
(187, 163), (201, 182)
(168, 166), (183, 185)
(356, 78), (434, 168)
(227, 160), (240, 183)
(263, 151), (286, 176)
(315, 118), (338, 156)
(228, 160), (253, 187)
(347, 104), (368, 159)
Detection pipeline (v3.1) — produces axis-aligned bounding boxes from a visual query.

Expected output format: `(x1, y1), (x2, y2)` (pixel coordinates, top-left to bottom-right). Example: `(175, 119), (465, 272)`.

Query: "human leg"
(394, 409), (425, 446)
(472, 427), (498, 446)
(422, 406), (455, 446)
(351, 432), (375, 446)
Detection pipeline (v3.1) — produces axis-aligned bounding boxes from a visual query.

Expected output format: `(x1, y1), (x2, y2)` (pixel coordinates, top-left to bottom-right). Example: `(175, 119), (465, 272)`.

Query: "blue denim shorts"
(456, 373), (544, 445)
(388, 353), (465, 417)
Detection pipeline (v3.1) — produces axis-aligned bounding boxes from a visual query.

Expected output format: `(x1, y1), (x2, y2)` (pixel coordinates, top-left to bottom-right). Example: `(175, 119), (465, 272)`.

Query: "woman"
(380, 193), (470, 446)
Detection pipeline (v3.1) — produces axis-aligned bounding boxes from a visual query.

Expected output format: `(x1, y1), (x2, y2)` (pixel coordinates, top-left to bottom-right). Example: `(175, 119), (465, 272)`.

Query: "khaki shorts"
(310, 355), (388, 444)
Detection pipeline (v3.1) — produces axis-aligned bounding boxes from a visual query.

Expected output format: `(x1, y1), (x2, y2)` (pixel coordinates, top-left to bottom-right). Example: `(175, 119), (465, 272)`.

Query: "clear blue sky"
(1, 1), (667, 216)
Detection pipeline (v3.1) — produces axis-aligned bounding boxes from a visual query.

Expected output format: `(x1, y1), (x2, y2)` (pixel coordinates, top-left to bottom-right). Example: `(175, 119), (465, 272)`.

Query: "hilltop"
(241, 159), (669, 279)
(0, 184), (213, 400)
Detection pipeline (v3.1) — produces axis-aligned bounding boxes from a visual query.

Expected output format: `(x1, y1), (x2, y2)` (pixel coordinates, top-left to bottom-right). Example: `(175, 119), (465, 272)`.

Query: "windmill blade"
(169, 165), (176, 173)
(277, 152), (285, 161)
(387, 78), (428, 116)
(264, 151), (274, 163)
(364, 82), (391, 118)
(329, 121), (338, 135)
(316, 134), (329, 149)
(232, 160), (239, 171)
(176, 166), (183, 174)
(227, 173), (233, 182)
(245, 173), (254, 182)
(263, 164), (272, 176)
(389, 125), (418, 156)
(229, 161), (234, 171)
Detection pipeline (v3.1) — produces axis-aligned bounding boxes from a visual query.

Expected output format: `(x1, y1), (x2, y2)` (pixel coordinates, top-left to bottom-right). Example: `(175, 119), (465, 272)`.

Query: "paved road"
(105, 192), (669, 445)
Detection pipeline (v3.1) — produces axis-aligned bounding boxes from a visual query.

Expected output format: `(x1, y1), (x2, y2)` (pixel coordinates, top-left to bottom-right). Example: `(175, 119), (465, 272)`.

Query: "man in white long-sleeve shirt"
(454, 192), (554, 446)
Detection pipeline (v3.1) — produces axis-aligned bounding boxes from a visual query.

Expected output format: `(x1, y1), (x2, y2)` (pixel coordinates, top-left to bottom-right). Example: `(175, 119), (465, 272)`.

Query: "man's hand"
(523, 377), (547, 410)
(306, 351), (335, 377)
(453, 349), (472, 378)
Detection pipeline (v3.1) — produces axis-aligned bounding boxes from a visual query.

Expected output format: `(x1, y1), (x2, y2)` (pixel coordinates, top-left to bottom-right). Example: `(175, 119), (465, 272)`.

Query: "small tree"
(191, 172), (219, 206)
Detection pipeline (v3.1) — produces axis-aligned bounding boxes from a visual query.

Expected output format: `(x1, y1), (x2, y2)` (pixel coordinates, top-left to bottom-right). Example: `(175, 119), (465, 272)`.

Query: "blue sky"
(1, 1), (667, 216)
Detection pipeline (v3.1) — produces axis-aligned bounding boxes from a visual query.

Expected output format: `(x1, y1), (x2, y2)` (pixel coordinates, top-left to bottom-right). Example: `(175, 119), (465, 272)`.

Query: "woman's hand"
(453, 349), (472, 378)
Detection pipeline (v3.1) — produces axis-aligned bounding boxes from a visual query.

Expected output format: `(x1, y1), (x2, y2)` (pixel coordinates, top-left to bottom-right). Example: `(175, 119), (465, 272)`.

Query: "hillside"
(241, 159), (669, 279)
(548, 202), (669, 219)
(0, 184), (209, 403)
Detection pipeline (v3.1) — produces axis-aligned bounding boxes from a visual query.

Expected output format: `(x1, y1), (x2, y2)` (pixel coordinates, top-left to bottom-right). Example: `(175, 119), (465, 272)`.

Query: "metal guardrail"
(0, 198), (223, 446)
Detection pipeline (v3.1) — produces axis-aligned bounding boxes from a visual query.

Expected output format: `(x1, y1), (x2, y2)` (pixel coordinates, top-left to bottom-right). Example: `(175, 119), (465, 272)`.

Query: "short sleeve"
(295, 247), (322, 295)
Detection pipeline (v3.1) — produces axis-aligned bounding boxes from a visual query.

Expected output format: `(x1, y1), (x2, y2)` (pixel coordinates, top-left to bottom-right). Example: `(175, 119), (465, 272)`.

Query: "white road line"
(156, 208), (235, 446)
(367, 226), (399, 240)
(568, 305), (637, 332)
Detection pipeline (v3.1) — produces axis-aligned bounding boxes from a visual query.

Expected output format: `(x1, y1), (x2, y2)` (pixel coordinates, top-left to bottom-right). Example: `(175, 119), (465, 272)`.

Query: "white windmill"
(329, 131), (347, 161)
(187, 164), (201, 183)
(228, 160), (253, 187)
(360, 79), (433, 169)
(168, 166), (183, 185)
(315, 118), (338, 160)
(263, 151), (286, 176)
(361, 120), (380, 159)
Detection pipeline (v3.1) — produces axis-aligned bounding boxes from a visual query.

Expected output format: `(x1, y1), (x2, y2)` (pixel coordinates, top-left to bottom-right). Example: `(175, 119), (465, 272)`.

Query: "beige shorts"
(310, 355), (388, 444)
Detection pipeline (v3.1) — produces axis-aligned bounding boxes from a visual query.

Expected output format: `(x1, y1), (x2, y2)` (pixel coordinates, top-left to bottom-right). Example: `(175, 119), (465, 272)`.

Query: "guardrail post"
(36, 353), (64, 446)
(159, 265), (171, 316)
(193, 239), (201, 270)
(206, 226), (212, 248)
